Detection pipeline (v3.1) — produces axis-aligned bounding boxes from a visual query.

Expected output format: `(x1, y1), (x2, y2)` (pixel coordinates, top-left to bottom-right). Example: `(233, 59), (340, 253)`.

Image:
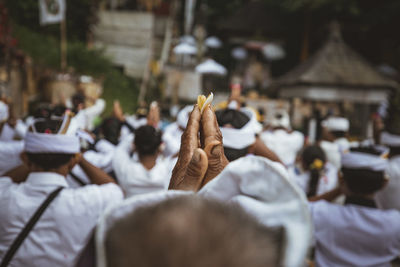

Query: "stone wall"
(93, 11), (154, 78)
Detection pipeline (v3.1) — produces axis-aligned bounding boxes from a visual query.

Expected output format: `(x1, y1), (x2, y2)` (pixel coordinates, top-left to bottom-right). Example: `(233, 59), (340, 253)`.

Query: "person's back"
(309, 149), (400, 267)
(0, 180), (120, 266)
(310, 200), (400, 267)
(113, 125), (175, 197)
(261, 129), (304, 166)
(0, 115), (122, 266)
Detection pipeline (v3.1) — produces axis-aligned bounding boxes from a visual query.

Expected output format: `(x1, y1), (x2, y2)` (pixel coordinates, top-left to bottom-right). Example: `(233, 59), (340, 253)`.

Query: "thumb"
(176, 148), (208, 191)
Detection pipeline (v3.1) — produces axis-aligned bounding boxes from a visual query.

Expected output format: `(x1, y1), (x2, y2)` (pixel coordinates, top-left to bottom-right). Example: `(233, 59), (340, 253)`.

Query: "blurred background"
(1, 0), (400, 139)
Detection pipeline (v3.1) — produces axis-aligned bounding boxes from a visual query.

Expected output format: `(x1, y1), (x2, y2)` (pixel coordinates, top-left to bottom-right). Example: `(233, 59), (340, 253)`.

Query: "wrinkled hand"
(169, 105), (229, 191)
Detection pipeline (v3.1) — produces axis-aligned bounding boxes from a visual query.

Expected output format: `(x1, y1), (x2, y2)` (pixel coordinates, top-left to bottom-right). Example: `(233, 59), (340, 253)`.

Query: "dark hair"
(27, 118), (75, 170)
(134, 125), (162, 156)
(100, 117), (122, 145)
(301, 145), (326, 197)
(105, 196), (284, 267)
(26, 153), (74, 171)
(224, 146), (249, 162)
(72, 93), (85, 111)
(389, 146), (400, 158)
(342, 168), (385, 195)
(216, 109), (250, 129)
(331, 130), (346, 138)
(216, 109), (251, 161)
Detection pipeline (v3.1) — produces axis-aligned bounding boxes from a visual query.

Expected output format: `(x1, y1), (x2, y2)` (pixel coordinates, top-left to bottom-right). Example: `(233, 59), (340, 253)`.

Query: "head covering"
(177, 105), (193, 129)
(269, 110), (291, 129)
(0, 101), (9, 122)
(341, 151), (387, 171)
(322, 117), (349, 132)
(380, 131), (400, 147)
(24, 115), (80, 154)
(96, 156), (311, 267)
(217, 108), (261, 149)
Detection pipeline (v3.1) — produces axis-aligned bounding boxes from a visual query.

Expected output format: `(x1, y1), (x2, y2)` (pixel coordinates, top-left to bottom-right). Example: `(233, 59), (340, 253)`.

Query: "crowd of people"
(0, 87), (399, 267)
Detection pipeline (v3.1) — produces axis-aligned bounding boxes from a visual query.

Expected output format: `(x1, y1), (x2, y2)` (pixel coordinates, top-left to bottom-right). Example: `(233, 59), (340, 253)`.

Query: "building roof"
(275, 23), (398, 90)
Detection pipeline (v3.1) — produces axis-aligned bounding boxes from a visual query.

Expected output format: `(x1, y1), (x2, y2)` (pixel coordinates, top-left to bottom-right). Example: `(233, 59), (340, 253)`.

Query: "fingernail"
(192, 150), (201, 162)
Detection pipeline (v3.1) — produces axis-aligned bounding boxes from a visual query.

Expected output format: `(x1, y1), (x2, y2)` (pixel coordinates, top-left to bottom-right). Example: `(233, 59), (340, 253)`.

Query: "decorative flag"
(39, 0), (66, 25)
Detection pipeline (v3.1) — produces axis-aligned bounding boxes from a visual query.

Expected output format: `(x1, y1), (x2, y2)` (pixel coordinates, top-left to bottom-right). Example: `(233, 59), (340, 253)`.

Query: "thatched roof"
(275, 23), (398, 90)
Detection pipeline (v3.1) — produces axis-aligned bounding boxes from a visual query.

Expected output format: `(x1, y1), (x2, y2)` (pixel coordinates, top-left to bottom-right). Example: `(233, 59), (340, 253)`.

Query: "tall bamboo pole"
(60, 18), (67, 71)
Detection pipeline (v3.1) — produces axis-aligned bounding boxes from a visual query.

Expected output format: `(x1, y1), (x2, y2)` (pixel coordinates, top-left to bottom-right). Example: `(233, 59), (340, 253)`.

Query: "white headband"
(24, 132), (80, 154)
(341, 151), (387, 171)
(220, 127), (255, 149)
(380, 131), (400, 147)
(220, 108), (261, 149)
(322, 117), (350, 132)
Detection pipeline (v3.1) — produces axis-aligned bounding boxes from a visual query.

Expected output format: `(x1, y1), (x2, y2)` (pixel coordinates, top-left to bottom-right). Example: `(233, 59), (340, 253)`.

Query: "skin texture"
(169, 105), (229, 191)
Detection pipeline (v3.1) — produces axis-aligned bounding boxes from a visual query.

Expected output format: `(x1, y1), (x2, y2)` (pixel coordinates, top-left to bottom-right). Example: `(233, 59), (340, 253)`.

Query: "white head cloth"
(24, 132), (80, 154)
(220, 108), (262, 149)
(380, 131), (400, 147)
(341, 151), (387, 171)
(177, 105), (193, 129)
(322, 117), (350, 132)
(0, 101), (9, 122)
(270, 109), (291, 129)
(95, 156), (311, 267)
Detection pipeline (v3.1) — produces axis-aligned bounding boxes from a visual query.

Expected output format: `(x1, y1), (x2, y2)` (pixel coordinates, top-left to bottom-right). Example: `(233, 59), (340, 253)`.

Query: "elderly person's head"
(105, 196), (283, 267)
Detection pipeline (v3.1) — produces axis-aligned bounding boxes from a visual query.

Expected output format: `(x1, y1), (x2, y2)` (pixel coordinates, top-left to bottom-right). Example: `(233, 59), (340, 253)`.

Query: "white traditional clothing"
(162, 122), (183, 157)
(375, 155), (400, 211)
(0, 172), (123, 267)
(66, 139), (117, 188)
(68, 99), (106, 134)
(112, 135), (176, 198)
(334, 137), (350, 153)
(320, 140), (341, 169)
(0, 120), (27, 141)
(0, 141), (24, 176)
(97, 156), (312, 267)
(309, 200), (400, 267)
(289, 162), (338, 196)
(260, 129), (304, 166)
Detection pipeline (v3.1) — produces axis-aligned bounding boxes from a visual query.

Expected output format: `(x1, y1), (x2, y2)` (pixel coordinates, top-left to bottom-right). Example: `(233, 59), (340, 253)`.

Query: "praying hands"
(169, 105), (229, 191)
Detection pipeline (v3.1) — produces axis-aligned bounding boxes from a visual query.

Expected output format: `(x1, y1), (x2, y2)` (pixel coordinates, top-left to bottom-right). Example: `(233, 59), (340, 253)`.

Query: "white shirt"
(309, 200), (400, 267)
(320, 140), (341, 169)
(334, 137), (350, 153)
(67, 139), (116, 188)
(0, 141), (24, 176)
(162, 122), (183, 157)
(260, 129), (304, 166)
(0, 172), (123, 267)
(289, 162), (338, 196)
(113, 135), (176, 198)
(376, 156), (400, 211)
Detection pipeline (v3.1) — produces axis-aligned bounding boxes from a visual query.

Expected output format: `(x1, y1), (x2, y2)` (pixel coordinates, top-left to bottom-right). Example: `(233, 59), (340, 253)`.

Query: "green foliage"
(12, 24), (138, 115)
(102, 70), (139, 115)
(5, 0), (99, 41)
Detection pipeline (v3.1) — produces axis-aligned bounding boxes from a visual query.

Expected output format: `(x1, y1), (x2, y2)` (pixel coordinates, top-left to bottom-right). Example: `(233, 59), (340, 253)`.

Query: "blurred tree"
(5, 0), (100, 42)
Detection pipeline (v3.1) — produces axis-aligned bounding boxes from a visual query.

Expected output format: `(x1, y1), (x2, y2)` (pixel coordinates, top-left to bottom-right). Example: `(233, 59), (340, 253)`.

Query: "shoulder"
(0, 177), (15, 191)
(66, 183), (123, 204)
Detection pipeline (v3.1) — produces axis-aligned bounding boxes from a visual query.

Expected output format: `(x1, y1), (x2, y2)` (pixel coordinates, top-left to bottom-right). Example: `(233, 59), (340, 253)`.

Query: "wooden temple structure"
(273, 22), (398, 137)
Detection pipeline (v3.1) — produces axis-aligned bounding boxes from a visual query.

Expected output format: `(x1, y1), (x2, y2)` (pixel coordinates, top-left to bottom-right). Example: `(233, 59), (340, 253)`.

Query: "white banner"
(39, 0), (66, 25)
